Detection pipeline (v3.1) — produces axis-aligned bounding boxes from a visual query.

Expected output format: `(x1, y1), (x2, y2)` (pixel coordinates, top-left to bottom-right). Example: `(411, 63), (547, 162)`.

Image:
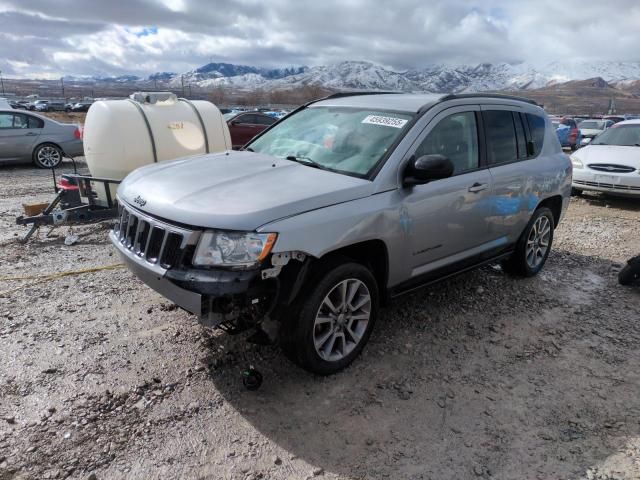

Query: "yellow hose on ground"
(0, 263), (125, 297)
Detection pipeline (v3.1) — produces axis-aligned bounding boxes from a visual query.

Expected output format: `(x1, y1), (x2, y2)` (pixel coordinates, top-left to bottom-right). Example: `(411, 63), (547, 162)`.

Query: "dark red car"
(226, 112), (276, 149)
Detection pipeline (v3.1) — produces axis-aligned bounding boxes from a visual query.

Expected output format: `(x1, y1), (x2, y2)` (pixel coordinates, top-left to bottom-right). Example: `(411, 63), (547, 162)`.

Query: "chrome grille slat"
(114, 203), (197, 269)
(587, 163), (636, 173)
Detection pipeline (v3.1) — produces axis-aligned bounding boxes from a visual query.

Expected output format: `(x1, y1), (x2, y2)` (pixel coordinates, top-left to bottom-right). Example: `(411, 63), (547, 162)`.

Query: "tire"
(571, 188), (583, 196)
(280, 259), (379, 375)
(618, 258), (640, 286)
(33, 143), (63, 169)
(502, 207), (555, 277)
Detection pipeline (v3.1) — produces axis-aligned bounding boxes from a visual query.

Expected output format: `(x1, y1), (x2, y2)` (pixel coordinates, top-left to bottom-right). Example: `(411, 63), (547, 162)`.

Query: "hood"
(118, 150), (374, 231)
(573, 145), (640, 169)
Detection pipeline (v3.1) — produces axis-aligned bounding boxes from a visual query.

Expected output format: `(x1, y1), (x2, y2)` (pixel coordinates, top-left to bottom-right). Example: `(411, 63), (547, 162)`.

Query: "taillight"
(74, 126), (83, 139)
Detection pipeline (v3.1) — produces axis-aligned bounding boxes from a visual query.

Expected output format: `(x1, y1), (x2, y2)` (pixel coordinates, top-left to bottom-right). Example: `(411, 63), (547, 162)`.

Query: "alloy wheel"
(526, 215), (551, 269)
(313, 278), (371, 362)
(37, 146), (62, 167)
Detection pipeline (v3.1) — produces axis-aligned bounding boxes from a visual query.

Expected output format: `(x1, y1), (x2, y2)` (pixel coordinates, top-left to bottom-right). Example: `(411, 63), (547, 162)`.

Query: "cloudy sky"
(1, 0), (639, 78)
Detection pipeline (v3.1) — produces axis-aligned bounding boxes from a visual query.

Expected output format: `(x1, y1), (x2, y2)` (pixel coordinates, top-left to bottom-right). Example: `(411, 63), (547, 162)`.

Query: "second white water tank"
(83, 92), (231, 181)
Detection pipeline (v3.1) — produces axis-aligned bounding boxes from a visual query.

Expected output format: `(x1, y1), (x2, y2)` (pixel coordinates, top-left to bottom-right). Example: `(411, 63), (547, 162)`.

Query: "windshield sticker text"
(362, 115), (408, 129)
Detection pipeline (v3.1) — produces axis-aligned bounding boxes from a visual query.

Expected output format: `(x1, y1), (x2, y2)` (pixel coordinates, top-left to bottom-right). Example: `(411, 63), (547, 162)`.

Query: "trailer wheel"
(33, 143), (63, 169)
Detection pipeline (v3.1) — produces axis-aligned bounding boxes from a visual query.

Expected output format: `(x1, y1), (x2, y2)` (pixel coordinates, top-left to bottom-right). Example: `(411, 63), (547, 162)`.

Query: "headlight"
(570, 155), (583, 169)
(193, 231), (277, 267)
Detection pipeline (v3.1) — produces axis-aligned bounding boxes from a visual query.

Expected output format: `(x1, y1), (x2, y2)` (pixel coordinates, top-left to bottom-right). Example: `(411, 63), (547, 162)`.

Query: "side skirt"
(388, 248), (514, 299)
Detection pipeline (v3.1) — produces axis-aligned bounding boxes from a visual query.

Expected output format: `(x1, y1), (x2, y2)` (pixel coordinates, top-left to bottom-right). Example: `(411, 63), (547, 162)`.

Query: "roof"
(312, 92), (539, 113)
(313, 93), (444, 113)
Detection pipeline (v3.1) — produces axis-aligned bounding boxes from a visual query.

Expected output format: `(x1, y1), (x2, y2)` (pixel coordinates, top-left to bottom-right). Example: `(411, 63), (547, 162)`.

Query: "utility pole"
(60, 77), (65, 99)
(188, 84), (192, 98)
(0, 70), (4, 96)
(181, 75), (185, 97)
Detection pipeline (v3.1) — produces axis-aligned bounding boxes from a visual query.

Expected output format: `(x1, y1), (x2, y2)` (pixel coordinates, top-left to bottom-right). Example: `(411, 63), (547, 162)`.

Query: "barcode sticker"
(362, 115), (408, 129)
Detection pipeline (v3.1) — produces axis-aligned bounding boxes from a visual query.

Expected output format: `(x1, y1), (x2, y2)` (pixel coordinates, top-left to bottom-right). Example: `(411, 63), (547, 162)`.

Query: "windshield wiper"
(243, 147), (254, 152)
(285, 155), (326, 170)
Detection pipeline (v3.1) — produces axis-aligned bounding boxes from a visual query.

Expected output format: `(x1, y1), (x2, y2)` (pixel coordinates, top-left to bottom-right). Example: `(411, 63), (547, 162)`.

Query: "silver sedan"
(0, 109), (84, 168)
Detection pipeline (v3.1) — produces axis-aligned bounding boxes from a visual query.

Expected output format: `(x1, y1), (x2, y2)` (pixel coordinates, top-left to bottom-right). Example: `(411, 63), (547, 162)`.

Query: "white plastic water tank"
(84, 92), (231, 182)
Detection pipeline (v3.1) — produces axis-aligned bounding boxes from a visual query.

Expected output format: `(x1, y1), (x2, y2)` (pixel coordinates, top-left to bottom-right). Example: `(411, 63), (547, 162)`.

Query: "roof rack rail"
(323, 91), (403, 100)
(438, 93), (539, 106)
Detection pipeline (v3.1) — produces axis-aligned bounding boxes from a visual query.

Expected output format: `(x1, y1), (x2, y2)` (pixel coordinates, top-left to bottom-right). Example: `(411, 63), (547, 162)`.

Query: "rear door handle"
(25, 132), (37, 136)
(468, 182), (488, 193)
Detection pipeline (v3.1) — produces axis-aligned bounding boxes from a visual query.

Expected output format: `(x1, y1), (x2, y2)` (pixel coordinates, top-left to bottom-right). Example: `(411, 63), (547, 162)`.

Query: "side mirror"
(403, 154), (454, 186)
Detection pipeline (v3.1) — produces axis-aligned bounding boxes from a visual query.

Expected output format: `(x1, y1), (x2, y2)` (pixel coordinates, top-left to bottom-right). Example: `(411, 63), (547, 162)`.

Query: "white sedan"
(571, 119), (640, 197)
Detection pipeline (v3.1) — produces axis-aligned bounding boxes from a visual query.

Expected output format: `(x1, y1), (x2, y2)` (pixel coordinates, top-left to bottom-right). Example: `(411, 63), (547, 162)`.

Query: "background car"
(28, 100), (48, 111)
(570, 120), (640, 197)
(226, 111), (277, 149)
(555, 117), (582, 150)
(579, 119), (614, 145)
(604, 115), (626, 124)
(37, 101), (66, 112)
(9, 101), (28, 110)
(69, 102), (93, 112)
(0, 109), (84, 168)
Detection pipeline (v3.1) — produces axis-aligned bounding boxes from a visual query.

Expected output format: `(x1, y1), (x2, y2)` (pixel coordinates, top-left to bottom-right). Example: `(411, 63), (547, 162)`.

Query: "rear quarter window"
(526, 113), (546, 156)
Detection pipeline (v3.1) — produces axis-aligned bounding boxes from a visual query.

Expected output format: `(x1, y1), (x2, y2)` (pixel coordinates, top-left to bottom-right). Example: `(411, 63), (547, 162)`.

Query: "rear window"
(526, 113), (546, 155)
(27, 116), (44, 129)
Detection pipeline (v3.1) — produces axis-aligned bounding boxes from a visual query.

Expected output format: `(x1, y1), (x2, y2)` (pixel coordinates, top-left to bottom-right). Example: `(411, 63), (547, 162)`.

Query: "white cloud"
(1, 0), (639, 78)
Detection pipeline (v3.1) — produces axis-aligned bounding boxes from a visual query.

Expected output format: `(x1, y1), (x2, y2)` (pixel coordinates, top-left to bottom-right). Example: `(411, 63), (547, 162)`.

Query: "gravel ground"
(1, 160), (640, 480)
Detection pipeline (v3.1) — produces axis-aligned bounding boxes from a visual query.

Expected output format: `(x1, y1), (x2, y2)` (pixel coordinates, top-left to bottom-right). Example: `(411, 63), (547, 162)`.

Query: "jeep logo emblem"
(133, 195), (147, 207)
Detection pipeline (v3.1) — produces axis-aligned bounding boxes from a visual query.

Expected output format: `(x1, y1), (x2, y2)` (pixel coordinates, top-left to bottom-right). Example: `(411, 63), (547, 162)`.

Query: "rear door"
(481, 107), (537, 245)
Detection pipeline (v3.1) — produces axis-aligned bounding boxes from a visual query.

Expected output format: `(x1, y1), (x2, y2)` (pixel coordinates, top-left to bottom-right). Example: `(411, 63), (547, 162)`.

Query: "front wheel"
(280, 261), (379, 375)
(33, 143), (63, 169)
(502, 207), (555, 277)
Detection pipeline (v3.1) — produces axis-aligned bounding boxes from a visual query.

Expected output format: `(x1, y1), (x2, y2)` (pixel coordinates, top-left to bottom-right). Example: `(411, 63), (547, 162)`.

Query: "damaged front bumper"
(109, 204), (278, 332)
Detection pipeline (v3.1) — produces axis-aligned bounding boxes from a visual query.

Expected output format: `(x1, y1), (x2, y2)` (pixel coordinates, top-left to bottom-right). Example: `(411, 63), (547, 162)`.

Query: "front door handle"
(468, 182), (488, 193)
(25, 132), (37, 136)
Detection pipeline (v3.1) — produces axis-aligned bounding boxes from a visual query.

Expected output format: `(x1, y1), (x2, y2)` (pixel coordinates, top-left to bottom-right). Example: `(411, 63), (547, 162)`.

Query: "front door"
(400, 107), (496, 280)
(0, 113), (42, 161)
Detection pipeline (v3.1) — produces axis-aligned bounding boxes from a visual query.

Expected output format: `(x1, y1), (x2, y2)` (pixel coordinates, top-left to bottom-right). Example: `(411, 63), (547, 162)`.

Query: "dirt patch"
(1, 162), (639, 480)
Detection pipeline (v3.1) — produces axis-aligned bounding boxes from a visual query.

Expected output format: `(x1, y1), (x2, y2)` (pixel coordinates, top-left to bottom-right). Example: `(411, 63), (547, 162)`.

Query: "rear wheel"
(33, 143), (63, 168)
(280, 260), (379, 375)
(502, 207), (554, 277)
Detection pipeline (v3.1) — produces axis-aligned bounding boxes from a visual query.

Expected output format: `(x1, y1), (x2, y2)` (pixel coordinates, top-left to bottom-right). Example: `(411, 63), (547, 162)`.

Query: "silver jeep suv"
(111, 92), (571, 374)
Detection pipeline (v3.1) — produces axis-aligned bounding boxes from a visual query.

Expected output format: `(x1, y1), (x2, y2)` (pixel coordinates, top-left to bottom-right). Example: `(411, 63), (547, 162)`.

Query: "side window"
(27, 116), (44, 129)
(0, 113), (14, 129)
(483, 110), (517, 165)
(256, 115), (276, 126)
(415, 111), (479, 175)
(13, 114), (29, 129)
(513, 112), (528, 159)
(526, 113), (546, 156)
(241, 114), (258, 125)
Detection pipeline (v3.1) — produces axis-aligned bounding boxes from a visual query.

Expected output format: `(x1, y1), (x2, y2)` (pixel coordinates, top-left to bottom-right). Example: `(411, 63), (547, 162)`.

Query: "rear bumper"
(58, 139), (84, 158)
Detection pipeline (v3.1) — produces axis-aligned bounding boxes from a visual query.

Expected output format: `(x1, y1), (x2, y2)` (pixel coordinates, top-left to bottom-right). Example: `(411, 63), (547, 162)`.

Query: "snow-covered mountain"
(165, 62), (306, 88)
(153, 60), (640, 93)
